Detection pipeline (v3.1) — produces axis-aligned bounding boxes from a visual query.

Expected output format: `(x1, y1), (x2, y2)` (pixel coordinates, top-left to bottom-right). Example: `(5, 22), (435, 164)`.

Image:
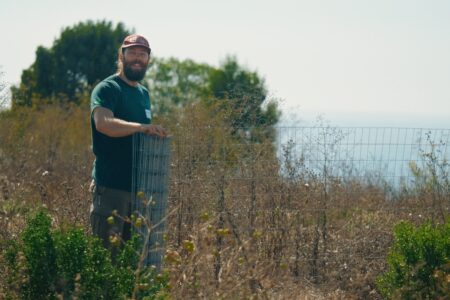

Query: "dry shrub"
(0, 103), (92, 236)
(1, 101), (448, 299)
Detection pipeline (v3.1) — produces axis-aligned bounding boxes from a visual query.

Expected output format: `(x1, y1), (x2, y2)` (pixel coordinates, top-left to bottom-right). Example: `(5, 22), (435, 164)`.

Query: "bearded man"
(89, 34), (167, 251)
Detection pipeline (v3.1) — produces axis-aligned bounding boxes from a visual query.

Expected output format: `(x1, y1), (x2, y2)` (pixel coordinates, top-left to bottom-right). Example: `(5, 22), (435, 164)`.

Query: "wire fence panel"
(276, 127), (450, 193)
(126, 125), (450, 296)
(164, 126), (450, 288)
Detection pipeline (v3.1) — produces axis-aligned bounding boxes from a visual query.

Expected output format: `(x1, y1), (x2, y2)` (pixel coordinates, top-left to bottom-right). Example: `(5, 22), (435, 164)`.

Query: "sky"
(1, 0), (450, 127)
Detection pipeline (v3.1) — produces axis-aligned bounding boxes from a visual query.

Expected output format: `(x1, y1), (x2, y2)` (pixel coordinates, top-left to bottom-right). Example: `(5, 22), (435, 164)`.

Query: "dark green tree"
(147, 57), (213, 116)
(207, 56), (280, 141)
(147, 56), (280, 141)
(12, 20), (131, 106)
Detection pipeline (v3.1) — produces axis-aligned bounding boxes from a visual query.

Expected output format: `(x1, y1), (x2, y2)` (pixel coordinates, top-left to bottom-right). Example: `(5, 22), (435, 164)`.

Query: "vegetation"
(11, 20), (131, 106)
(377, 220), (450, 299)
(4, 210), (168, 299)
(9, 19), (281, 138)
(1, 19), (449, 299)
(1, 102), (449, 299)
(146, 57), (213, 116)
(148, 56), (280, 141)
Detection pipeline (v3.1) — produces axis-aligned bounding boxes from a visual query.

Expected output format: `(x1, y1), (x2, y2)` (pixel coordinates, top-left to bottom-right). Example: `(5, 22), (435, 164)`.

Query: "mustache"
(123, 58), (146, 67)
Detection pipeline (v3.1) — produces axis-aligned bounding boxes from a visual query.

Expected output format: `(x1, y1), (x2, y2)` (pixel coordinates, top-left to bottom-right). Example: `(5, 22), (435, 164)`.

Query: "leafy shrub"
(4, 210), (169, 299)
(21, 210), (57, 299)
(376, 219), (450, 299)
(53, 227), (87, 296)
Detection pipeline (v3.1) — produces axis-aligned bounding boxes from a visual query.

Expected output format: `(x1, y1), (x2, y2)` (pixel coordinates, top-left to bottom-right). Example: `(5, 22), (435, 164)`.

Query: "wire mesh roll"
(131, 133), (172, 268)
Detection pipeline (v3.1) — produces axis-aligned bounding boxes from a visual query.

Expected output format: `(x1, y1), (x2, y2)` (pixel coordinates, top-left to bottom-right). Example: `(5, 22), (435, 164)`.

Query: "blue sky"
(1, 0), (450, 126)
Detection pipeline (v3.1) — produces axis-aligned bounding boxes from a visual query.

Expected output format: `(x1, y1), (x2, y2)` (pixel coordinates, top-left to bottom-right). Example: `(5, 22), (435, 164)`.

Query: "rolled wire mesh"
(132, 133), (172, 268)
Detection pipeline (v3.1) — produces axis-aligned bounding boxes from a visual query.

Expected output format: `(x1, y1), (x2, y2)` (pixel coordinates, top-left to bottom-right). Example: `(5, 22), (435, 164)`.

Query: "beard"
(123, 60), (148, 81)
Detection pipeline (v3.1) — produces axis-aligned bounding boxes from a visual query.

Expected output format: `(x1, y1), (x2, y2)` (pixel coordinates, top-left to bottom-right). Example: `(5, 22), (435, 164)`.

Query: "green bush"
(4, 210), (169, 299)
(21, 210), (57, 299)
(376, 219), (450, 299)
(53, 227), (87, 296)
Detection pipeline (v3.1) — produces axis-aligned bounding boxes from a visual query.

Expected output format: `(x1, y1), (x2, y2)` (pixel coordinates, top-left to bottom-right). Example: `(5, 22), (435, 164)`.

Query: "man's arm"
(93, 107), (167, 137)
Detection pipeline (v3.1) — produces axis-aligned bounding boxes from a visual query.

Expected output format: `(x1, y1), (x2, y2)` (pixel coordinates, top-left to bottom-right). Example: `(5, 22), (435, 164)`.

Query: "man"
(90, 34), (167, 251)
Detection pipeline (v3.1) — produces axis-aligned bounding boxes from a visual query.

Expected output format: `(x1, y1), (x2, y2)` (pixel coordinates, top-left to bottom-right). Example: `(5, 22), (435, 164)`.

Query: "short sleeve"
(90, 80), (120, 114)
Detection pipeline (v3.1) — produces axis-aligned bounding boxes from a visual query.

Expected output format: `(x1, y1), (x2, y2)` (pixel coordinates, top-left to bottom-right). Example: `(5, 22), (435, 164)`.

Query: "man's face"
(122, 46), (150, 81)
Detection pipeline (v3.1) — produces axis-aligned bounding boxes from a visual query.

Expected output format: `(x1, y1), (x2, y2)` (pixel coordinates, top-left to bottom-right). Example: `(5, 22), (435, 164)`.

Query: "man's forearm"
(96, 117), (144, 137)
(93, 107), (167, 138)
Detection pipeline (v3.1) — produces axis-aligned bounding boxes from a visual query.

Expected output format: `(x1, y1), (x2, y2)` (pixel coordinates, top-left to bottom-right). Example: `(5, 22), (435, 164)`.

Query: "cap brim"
(122, 43), (151, 50)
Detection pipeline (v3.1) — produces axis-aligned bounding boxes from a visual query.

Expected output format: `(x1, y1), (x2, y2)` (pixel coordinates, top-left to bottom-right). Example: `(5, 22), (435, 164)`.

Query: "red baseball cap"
(121, 34), (151, 52)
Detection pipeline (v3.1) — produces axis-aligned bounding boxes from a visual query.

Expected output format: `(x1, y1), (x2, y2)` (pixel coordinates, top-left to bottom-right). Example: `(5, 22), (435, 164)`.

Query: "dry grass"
(1, 102), (448, 299)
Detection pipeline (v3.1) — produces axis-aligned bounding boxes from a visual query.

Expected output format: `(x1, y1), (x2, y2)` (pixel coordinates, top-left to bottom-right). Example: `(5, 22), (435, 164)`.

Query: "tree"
(207, 56), (280, 141)
(147, 56), (281, 141)
(12, 20), (131, 106)
(147, 57), (213, 116)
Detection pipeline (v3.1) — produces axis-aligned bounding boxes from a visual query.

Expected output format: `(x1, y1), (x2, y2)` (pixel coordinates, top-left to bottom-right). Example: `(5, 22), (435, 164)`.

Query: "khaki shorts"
(89, 180), (132, 251)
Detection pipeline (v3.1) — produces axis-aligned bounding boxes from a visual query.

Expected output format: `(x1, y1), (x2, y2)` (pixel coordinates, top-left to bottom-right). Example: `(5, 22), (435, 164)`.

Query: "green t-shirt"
(90, 74), (151, 191)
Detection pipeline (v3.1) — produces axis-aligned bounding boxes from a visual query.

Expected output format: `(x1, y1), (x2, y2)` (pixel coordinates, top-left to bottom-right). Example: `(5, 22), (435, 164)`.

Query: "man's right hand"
(140, 124), (168, 138)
